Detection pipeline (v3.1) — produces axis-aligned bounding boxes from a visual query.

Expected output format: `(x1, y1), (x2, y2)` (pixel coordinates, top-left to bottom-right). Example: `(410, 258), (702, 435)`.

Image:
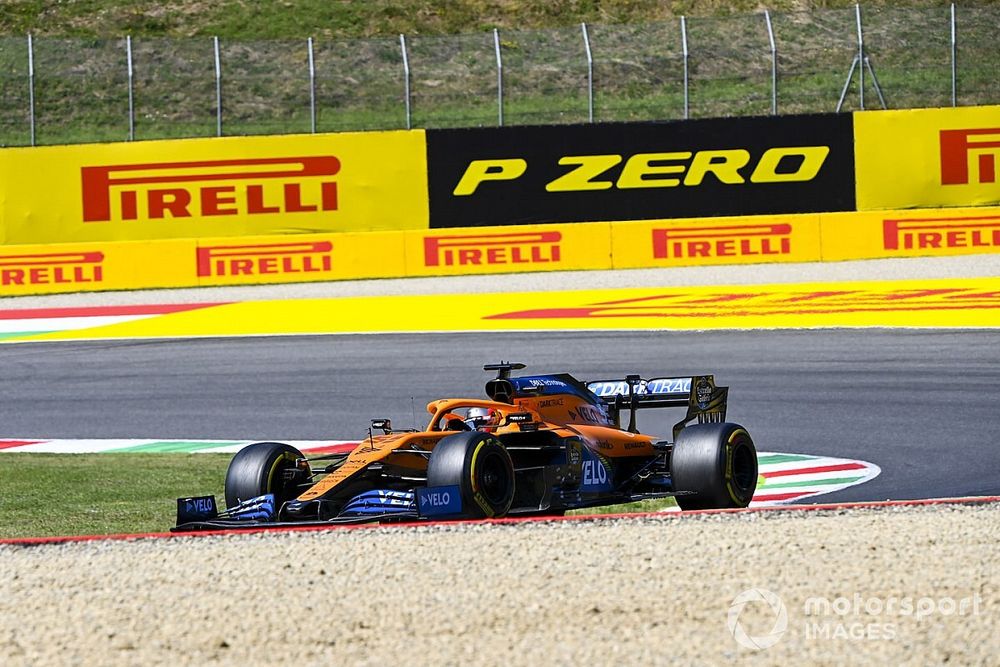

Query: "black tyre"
(426, 431), (515, 519)
(671, 423), (757, 511)
(224, 441), (306, 509)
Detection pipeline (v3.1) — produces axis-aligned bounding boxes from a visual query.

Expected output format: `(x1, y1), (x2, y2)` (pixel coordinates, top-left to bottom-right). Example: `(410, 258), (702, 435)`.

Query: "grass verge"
(0, 453), (228, 539)
(0, 452), (684, 538)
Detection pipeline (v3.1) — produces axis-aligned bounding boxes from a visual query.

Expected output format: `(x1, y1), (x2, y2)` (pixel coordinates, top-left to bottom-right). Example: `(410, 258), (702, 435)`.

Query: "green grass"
(1, 2), (997, 147)
(0, 1), (981, 40)
(567, 497), (678, 516)
(0, 453), (228, 538)
(0, 452), (684, 538)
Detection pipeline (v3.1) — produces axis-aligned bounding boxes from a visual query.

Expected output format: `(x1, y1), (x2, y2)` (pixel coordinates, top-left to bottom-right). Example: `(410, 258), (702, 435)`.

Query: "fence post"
(307, 37), (316, 133)
(27, 34), (35, 146)
(581, 22), (594, 123)
(213, 36), (222, 137)
(400, 34), (412, 130)
(126, 35), (135, 141)
(855, 4), (864, 110)
(680, 16), (689, 119)
(493, 28), (504, 126)
(950, 3), (957, 107)
(764, 10), (777, 115)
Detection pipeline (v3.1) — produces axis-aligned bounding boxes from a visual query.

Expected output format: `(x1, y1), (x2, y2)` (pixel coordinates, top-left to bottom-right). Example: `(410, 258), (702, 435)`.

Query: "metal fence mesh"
(589, 20), (684, 122)
(314, 37), (406, 133)
(133, 38), (216, 139)
(0, 4), (997, 147)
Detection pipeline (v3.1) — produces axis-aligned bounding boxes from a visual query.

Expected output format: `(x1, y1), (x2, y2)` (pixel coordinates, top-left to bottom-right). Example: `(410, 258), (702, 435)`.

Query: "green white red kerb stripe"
(0, 440), (879, 506)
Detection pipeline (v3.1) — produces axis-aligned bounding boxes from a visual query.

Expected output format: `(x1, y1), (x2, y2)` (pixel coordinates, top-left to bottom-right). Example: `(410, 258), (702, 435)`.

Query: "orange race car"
(173, 362), (758, 530)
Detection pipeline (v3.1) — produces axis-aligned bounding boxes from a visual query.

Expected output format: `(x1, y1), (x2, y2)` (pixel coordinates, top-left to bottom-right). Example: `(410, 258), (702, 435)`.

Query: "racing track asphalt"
(1, 328), (998, 503)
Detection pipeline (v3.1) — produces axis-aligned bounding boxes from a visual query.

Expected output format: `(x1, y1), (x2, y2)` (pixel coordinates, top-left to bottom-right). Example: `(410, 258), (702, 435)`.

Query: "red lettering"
(29, 268), (47, 283)
(121, 190), (138, 220)
(148, 189), (192, 218)
(917, 232), (942, 249)
(247, 184), (281, 214)
(2, 269), (24, 285)
(259, 257), (278, 274)
(423, 232), (561, 267)
(284, 183), (317, 213)
(81, 156), (340, 222)
(459, 249), (481, 265)
(322, 182), (338, 210)
(652, 225), (791, 259)
(940, 128), (1000, 185)
(688, 241), (711, 257)
(980, 153), (996, 184)
(232, 259), (254, 275)
(201, 186), (238, 216)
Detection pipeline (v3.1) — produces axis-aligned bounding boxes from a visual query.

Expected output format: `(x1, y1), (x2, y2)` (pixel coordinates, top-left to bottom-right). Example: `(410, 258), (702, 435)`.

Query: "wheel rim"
(477, 450), (512, 506)
(731, 438), (757, 495)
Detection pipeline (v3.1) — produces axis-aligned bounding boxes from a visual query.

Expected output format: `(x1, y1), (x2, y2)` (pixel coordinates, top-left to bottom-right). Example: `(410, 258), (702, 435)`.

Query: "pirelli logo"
(424, 231), (561, 267)
(652, 224), (792, 260)
(940, 128), (1000, 185)
(0, 251), (104, 286)
(196, 241), (334, 278)
(81, 156), (340, 223)
(883, 216), (1000, 251)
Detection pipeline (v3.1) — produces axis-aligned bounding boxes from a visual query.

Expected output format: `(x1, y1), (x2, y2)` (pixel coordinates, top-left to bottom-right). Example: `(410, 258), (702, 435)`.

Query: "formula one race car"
(173, 363), (758, 530)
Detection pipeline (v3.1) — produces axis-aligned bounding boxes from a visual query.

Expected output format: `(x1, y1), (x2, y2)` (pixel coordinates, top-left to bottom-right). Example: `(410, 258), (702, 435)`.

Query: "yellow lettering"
(545, 155), (622, 192)
(616, 152), (691, 189)
(683, 149), (750, 186)
(750, 146), (830, 183)
(453, 159), (528, 196)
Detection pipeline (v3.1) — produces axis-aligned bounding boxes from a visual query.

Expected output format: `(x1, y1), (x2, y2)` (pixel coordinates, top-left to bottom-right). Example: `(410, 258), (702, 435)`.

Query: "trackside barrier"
(0, 130), (429, 246)
(3, 105), (999, 249)
(424, 114), (857, 228)
(854, 105), (1000, 211)
(4, 206), (1000, 296)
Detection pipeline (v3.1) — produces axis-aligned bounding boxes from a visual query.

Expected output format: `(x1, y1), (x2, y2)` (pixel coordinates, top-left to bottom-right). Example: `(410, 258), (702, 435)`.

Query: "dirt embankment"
(1, 502), (997, 666)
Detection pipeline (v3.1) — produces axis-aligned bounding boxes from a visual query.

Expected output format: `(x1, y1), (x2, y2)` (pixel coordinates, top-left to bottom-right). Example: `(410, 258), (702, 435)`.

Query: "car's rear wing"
(585, 374), (728, 440)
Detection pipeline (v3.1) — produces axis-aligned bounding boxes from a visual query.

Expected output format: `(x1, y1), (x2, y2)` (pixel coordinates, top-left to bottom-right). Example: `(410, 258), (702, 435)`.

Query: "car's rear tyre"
(427, 431), (515, 519)
(671, 423), (757, 510)
(224, 441), (306, 509)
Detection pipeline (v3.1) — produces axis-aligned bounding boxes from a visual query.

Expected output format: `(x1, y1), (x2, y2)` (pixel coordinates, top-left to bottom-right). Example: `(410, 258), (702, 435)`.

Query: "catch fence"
(0, 3), (997, 146)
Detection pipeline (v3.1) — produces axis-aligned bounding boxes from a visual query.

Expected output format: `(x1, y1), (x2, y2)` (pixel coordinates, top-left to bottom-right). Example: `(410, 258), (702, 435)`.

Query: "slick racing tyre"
(671, 423), (757, 510)
(225, 441), (306, 509)
(427, 431), (515, 519)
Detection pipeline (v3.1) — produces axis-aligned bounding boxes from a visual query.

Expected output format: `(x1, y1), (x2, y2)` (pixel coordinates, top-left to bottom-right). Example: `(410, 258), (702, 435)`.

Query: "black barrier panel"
(426, 114), (855, 227)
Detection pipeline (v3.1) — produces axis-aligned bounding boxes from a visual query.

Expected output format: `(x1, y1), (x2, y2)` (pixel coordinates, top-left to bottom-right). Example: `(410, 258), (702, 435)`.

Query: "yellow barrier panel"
(610, 214), (822, 268)
(8, 205), (1000, 298)
(820, 206), (1000, 261)
(0, 238), (195, 296)
(194, 231), (407, 286)
(403, 223), (612, 277)
(0, 130), (429, 246)
(854, 105), (1000, 211)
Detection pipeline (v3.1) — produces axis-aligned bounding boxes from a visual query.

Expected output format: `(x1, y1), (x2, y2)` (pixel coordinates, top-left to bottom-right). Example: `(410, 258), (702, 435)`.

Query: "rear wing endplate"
(585, 375), (728, 440)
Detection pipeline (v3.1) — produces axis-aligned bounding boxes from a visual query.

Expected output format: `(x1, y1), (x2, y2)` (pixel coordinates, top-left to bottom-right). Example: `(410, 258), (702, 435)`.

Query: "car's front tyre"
(224, 441), (306, 509)
(426, 432), (515, 519)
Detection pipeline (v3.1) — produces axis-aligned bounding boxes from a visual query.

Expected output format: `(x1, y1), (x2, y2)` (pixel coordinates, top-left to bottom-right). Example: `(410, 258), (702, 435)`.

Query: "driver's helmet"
(464, 407), (493, 430)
